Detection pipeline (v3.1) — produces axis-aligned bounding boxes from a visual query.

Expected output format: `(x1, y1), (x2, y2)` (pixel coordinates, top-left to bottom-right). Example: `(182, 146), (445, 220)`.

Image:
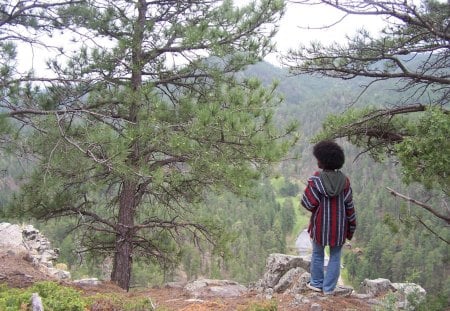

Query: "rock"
(351, 293), (373, 299)
(392, 282), (426, 309)
(258, 253), (310, 289)
(310, 303), (322, 311)
(31, 292), (44, 311)
(359, 279), (427, 309)
(290, 293), (312, 308)
(73, 278), (101, 286)
(47, 267), (71, 279)
(0, 222), (70, 281)
(274, 267), (306, 293)
(164, 281), (187, 289)
(252, 253), (312, 297)
(331, 285), (353, 297)
(263, 287), (273, 300)
(289, 272), (311, 294)
(184, 279), (247, 298)
(360, 278), (395, 296)
(0, 223), (27, 253)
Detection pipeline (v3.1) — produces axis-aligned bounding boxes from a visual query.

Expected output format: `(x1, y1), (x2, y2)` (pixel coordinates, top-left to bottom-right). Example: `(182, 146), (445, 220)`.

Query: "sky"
(16, 0), (386, 72)
(261, 1), (385, 66)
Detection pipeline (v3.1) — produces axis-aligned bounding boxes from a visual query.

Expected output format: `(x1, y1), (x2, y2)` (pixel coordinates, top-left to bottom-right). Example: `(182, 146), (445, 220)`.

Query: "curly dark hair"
(313, 140), (345, 170)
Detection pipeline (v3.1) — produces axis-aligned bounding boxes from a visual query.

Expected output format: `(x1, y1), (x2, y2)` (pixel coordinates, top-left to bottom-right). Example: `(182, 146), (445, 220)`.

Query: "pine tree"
(1, 0), (297, 290)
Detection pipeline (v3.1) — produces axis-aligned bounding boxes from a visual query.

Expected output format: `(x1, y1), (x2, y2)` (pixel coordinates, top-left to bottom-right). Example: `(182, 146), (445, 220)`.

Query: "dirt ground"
(0, 251), (52, 288)
(0, 251), (373, 310)
(141, 287), (374, 311)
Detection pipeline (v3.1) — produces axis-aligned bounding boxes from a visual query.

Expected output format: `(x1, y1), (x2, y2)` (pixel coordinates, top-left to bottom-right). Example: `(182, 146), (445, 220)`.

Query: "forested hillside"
(1, 59), (448, 306)
(0, 2), (448, 310)
(245, 61), (449, 302)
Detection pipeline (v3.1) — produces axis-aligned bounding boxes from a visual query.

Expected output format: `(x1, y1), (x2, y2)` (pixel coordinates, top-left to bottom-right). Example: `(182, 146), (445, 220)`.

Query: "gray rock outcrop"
(0, 222), (27, 252)
(250, 253), (426, 310)
(0, 222), (70, 280)
(183, 279), (247, 298)
(252, 253), (312, 297)
(31, 292), (44, 311)
(361, 278), (426, 309)
(360, 278), (395, 296)
(73, 278), (102, 286)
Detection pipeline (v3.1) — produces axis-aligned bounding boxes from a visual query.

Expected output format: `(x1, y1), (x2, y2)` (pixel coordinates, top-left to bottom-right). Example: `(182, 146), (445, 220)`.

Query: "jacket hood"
(319, 170), (347, 197)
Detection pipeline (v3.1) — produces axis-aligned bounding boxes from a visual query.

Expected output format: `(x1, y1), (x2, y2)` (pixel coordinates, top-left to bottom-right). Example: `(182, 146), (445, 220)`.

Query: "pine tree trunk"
(111, 180), (137, 290)
(111, 0), (145, 291)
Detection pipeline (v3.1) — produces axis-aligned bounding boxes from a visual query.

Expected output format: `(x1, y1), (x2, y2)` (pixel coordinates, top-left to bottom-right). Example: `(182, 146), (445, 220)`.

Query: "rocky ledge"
(0, 223), (427, 310)
(0, 222), (70, 280)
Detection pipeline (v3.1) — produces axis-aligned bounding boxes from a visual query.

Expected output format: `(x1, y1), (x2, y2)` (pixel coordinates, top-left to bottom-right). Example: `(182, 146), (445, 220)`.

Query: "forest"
(245, 62), (450, 302)
(1, 59), (448, 305)
(0, 0), (448, 309)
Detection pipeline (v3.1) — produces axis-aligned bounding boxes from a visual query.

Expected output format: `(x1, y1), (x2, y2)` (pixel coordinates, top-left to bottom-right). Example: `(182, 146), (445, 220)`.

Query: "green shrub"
(0, 281), (155, 311)
(32, 281), (86, 310)
(0, 281), (85, 311)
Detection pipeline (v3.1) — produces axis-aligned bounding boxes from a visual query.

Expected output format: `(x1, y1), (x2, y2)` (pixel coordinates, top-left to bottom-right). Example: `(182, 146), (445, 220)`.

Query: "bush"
(0, 281), (155, 311)
(0, 282), (85, 311)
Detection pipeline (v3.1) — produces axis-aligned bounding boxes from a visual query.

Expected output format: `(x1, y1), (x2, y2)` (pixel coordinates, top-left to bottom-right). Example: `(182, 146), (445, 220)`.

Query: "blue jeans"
(310, 240), (343, 293)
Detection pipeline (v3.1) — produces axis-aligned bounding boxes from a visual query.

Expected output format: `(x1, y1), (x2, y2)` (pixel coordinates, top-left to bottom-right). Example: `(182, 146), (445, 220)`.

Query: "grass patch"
(0, 282), (86, 311)
(241, 299), (278, 311)
(0, 281), (155, 311)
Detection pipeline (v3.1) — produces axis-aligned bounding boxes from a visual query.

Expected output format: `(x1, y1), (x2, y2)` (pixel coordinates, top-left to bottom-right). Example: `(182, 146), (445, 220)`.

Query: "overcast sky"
(17, 1), (386, 72)
(262, 1), (385, 66)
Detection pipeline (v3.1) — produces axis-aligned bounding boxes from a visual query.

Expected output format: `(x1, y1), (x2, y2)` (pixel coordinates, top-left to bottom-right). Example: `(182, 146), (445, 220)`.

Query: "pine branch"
(415, 216), (450, 245)
(386, 187), (450, 224)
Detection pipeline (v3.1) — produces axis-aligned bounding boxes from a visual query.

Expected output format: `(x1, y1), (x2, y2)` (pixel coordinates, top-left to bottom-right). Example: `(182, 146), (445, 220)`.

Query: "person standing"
(301, 140), (356, 295)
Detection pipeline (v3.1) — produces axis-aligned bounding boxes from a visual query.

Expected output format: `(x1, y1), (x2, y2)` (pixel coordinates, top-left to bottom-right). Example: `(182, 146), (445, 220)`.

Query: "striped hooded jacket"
(301, 171), (356, 247)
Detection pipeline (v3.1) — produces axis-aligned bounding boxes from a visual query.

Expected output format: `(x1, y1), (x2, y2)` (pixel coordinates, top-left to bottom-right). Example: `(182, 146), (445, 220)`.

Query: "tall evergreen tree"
(1, 0), (296, 290)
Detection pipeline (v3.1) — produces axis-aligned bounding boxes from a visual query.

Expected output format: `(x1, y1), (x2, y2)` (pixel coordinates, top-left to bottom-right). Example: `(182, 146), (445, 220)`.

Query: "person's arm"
(344, 181), (356, 240)
(301, 177), (320, 212)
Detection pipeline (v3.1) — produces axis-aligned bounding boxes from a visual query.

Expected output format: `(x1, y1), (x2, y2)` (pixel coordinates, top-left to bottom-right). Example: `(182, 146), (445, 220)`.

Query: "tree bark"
(111, 180), (137, 290)
(110, 0), (146, 291)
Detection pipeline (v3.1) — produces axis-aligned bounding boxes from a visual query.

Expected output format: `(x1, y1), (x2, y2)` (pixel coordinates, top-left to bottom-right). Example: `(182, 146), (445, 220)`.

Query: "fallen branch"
(415, 217), (449, 244)
(386, 187), (450, 224)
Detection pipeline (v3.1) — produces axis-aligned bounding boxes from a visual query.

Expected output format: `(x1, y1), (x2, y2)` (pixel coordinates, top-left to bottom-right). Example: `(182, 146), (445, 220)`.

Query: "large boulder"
(360, 278), (395, 296)
(257, 253), (310, 289)
(0, 222), (70, 280)
(184, 279), (247, 298)
(392, 282), (426, 309)
(360, 278), (426, 309)
(0, 223), (27, 253)
(252, 253), (311, 297)
(274, 267), (310, 294)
